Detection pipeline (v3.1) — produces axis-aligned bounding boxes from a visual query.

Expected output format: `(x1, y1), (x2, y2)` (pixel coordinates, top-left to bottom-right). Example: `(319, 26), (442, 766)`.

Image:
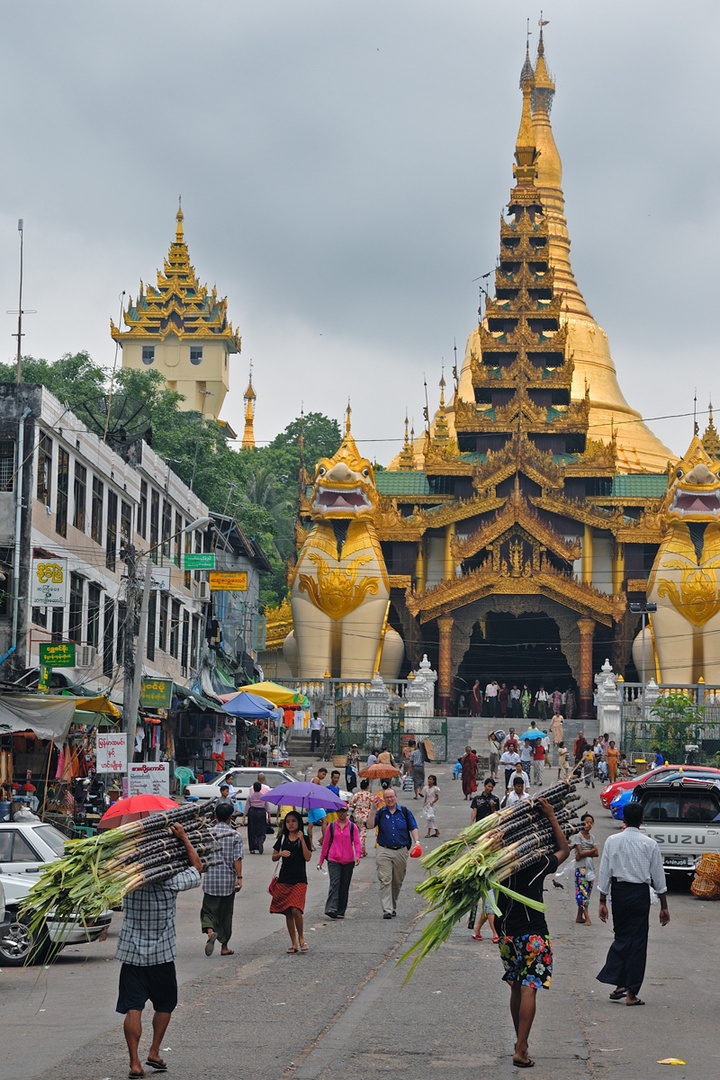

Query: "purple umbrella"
(259, 781), (347, 810)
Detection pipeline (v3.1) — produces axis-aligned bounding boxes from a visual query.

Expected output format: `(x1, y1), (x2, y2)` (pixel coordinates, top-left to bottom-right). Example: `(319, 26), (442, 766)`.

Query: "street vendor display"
(19, 802), (217, 955)
(399, 781), (583, 979)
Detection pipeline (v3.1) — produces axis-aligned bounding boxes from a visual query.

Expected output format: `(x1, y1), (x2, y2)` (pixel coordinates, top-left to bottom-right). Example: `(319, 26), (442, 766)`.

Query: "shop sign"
(96, 733), (128, 773)
(39, 641), (76, 667)
(208, 571), (247, 591)
(31, 558), (68, 606)
(140, 679), (174, 708)
(128, 762), (170, 797)
(38, 664), (51, 693)
(150, 567), (171, 591)
(183, 552), (215, 570)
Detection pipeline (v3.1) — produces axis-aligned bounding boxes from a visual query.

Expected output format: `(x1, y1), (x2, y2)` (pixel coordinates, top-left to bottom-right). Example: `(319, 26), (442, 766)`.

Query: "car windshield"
(32, 825), (68, 857)
(645, 766), (719, 786)
(641, 790), (720, 822)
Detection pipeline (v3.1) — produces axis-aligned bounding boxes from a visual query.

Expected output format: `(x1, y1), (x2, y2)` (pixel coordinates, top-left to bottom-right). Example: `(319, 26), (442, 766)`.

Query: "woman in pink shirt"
(317, 803), (361, 919)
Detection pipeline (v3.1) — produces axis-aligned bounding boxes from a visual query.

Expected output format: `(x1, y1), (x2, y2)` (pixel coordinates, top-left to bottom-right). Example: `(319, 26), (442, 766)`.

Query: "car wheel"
(0, 917), (51, 967)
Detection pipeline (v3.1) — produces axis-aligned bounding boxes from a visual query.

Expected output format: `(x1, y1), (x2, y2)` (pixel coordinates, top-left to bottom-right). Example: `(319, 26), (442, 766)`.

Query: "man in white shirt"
(596, 801), (670, 1006)
(500, 748), (520, 790)
(309, 711), (325, 752)
(484, 680), (498, 717)
(501, 775), (530, 808)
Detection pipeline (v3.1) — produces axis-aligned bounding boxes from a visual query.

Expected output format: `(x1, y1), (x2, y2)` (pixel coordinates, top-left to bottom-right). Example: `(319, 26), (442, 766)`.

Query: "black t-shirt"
(496, 853), (559, 937)
(471, 793), (500, 820)
(273, 835), (308, 885)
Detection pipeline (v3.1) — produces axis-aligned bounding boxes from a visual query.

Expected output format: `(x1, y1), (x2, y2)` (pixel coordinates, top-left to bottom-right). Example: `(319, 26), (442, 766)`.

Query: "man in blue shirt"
(368, 788), (420, 918)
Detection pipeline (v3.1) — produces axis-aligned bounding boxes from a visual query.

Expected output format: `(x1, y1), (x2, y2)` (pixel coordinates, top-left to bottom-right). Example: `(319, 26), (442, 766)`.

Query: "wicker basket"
(695, 852), (720, 884)
(691, 873), (720, 899)
(332, 754), (348, 768)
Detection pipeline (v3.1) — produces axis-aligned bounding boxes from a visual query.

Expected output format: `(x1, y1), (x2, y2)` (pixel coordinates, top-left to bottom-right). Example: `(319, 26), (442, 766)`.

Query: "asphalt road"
(2, 761), (717, 1080)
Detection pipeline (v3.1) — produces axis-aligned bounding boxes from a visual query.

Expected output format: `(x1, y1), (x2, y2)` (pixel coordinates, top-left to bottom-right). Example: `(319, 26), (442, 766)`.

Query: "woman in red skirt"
(270, 811), (312, 953)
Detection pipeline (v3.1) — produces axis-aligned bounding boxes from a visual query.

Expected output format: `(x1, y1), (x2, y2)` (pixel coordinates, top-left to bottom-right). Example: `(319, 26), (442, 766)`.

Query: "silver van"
(636, 777), (720, 873)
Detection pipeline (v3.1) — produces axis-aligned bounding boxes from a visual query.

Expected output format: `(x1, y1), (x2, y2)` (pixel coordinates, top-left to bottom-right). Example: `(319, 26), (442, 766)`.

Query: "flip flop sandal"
(626, 998), (645, 1006)
(300, 942), (310, 951)
(471, 933), (483, 941)
(492, 936), (500, 943)
(286, 946), (299, 953)
(220, 950), (235, 956)
(129, 1072), (146, 1079)
(204, 932), (217, 956)
(145, 1059), (168, 1072)
(512, 1059), (535, 1068)
(608, 989), (627, 1000)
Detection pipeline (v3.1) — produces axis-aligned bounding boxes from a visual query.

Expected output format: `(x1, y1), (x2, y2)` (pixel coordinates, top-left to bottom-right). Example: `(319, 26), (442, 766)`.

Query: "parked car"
(609, 768), (720, 819)
(0, 821), (112, 966)
(635, 776), (720, 874)
(600, 764), (720, 809)
(185, 766), (351, 806)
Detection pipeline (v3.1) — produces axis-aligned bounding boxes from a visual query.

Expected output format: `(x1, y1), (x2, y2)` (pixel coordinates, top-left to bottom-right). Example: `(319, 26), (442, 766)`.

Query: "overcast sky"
(0, 1), (716, 465)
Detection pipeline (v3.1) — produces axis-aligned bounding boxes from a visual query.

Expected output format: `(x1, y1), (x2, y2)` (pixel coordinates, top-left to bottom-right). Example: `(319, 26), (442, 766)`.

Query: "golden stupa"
(450, 32), (673, 474)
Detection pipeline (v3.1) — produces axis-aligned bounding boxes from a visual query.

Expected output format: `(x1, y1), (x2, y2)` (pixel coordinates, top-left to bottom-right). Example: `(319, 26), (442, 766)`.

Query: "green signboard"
(184, 552), (215, 570)
(39, 641), (76, 667)
(140, 679), (174, 709)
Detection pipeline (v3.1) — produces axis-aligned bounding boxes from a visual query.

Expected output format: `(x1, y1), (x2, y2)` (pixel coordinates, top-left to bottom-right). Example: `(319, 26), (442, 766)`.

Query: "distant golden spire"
(702, 401), (720, 458)
(176, 198), (184, 242)
(241, 361), (256, 450)
(398, 414), (415, 470)
(345, 400), (352, 436)
(434, 369), (450, 443)
(511, 79), (539, 196)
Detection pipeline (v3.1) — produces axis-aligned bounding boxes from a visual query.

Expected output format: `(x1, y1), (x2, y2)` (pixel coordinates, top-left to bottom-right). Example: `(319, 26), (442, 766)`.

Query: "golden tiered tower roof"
(241, 364), (256, 450)
(111, 206), (241, 350)
(702, 405), (720, 458)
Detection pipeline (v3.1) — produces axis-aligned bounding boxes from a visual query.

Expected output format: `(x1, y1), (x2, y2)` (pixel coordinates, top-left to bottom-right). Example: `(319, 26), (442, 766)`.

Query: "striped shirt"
(203, 822), (243, 896)
(116, 868), (201, 967)
(597, 827), (667, 896)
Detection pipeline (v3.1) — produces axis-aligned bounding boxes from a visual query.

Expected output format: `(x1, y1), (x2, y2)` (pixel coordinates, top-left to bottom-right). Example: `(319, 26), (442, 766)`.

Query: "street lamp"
(123, 515), (211, 773)
(629, 602), (657, 720)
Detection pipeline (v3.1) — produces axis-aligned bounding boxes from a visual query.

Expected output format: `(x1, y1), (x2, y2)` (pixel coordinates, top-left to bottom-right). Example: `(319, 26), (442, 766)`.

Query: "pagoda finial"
(702, 399), (720, 458)
(434, 365), (450, 443)
(398, 413), (415, 470)
(345, 400), (352, 436)
(241, 361), (256, 450)
(532, 17), (555, 115)
(176, 197), (184, 242)
(520, 18), (534, 89)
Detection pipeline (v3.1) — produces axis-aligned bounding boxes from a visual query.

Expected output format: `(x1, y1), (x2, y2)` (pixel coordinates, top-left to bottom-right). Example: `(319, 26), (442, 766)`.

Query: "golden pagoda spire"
(345, 400), (352, 436)
(176, 197), (184, 242)
(702, 401), (720, 458)
(241, 361), (256, 450)
(398, 414), (415, 470)
(434, 368), (450, 443)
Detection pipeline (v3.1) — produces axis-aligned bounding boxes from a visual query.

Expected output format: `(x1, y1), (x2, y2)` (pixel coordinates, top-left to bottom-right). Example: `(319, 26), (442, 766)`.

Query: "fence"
(619, 682), (720, 765)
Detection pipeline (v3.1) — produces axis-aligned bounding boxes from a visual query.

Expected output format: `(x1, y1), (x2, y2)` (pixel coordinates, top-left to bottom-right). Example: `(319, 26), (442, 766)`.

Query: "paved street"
(2, 762), (717, 1080)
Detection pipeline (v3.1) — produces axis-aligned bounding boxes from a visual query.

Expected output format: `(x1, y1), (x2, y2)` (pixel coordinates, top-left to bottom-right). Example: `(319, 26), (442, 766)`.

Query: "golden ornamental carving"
(656, 561), (720, 627)
(263, 597), (294, 651)
(452, 491), (581, 564)
(412, 493), (506, 531)
(531, 493), (623, 532)
(298, 552), (380, 621)
(500, 538), (533, 578)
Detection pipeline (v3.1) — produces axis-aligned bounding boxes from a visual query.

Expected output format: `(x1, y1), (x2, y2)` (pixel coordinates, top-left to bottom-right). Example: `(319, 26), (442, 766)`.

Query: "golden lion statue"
(283, 419), (404, 680)
(634, 436), (720, 682)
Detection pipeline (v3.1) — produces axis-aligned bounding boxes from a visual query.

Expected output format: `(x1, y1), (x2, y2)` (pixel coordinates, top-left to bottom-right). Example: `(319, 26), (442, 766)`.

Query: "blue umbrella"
(520, 729), (547, 741)
(222, 691), (276, 719)
(259, 781), (347, 810)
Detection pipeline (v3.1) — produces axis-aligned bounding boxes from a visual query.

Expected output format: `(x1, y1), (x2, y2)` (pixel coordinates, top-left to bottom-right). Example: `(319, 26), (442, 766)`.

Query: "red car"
(600, 764), (720, 809)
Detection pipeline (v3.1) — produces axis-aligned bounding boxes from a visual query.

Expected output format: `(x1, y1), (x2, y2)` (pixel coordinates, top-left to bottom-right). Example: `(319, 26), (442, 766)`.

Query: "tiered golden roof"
(242, 365), (256, 450)
(111, 206), (241, 349)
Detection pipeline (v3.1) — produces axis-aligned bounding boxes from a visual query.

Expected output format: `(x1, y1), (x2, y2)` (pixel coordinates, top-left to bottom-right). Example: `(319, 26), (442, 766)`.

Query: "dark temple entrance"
(455, 610), (575, 704)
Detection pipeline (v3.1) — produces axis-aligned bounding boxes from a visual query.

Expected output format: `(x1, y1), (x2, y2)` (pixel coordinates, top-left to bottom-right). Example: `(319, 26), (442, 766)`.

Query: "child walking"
(422, 775), (440, 837)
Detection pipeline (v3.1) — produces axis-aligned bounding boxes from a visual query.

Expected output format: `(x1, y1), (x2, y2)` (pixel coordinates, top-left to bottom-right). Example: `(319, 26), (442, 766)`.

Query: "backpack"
(328, 820), (356, 849)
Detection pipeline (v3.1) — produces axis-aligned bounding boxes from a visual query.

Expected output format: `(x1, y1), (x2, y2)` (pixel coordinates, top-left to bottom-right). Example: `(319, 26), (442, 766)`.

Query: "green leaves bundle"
(399, 782), (582, 981)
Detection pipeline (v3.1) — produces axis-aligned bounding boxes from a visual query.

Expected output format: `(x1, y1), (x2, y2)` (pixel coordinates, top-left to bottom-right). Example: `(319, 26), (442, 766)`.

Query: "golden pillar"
(577, 618), (595, 719)
(437, 614), (454, 716)
(444, 522), (456, 580)
(582, 525), (593, 586)
(612, 541), (624, 594)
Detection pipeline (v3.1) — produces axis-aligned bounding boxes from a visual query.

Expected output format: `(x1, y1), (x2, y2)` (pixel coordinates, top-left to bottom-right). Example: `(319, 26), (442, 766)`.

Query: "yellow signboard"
(208, 571), (248, 591)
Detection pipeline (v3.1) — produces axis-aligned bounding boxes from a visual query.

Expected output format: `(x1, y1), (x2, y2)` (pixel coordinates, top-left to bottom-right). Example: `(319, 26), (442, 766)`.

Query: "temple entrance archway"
(455, 610), (575, 702)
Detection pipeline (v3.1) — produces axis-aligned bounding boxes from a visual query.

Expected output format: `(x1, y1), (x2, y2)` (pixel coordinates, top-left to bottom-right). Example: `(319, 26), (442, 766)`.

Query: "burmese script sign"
(208, 571), (247, 591)
(96, 733), (128, 773)
(39, 641), (76, 667)
(31, 558), (68, 606)
(128, 762), (170, 797)
(140, 679), (173, 708)
(184, 552), (215, 570)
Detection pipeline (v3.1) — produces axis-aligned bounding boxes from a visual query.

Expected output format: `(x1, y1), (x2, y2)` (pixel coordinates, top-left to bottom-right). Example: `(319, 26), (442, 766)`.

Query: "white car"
(0, 821), (112, 966)
(185, 767), (351, 806)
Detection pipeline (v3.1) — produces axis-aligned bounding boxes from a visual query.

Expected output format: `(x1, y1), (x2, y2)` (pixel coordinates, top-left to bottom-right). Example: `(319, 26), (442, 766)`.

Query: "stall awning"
(0, 694), (81, 741)
(74, 696), (121, 718)
(173, 685), (225, 712)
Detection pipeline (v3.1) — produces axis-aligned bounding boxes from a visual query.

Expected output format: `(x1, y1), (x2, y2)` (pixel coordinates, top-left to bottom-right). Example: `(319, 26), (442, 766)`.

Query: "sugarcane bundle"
(18, 802), (218, 951)
(399, 782), (583, 980)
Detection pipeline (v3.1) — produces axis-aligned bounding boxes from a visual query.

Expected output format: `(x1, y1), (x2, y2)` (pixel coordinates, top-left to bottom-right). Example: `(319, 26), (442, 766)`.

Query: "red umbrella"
(98, 794), (177, 830)
(359, 764), (401, 779)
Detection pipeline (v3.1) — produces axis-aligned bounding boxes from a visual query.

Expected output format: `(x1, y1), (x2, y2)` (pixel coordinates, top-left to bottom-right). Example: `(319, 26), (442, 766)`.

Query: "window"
(106, 490), (118, 570)
(158, 593), (168, 653)
(51, 606), (64, 642)
(56, 447), (69, 537)
(150, 489), (159, 563)
(189, 345), (203, 365)
(37, 432), (52, 505)
(103, 597), (115, 677)
(91, 476), (104, 544)
(181, 609), (189, 672)
(32, 606), (47, 627)
(169, 599), (181, 658)
(87, 584), (101, 648)
(147, 592), (156, 661)
(138, 480), (148, 539)
(142, 345), (155, 365)
(73, 463), (87, 531)
(162, 500), (172, 559)
(117, 602), (127, 665)
(69, 574), (84, 644)
(120, 500), (132, 558)
(0, 830), (39, 863)
(0, 439), (15, 492)
(191, 614), (199, 669)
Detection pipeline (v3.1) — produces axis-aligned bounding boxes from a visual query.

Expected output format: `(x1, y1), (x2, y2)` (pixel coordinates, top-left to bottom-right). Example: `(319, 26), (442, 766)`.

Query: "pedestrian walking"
(565, 687), (576, 720)
(498, 682), (510, 719)
(532, 741), (545, 786)
(346, 744), (361, 792)
(318, 804), (361, 918)
(573, 813), (598, 926)
(461, 745), (478, 800)
(501, 774), (530, 808)
(596, 801), (670, 1005)
(115, 823), (203, 1080)
(520, 739), (533, 778)
(573, 730), (588, 765)
(487, 730), (502, 781)
(550, 712), (564, 761)
(349, 779), (374, 856)
(485, 680), (499, 717)
(606, 741), (620, 782)
(500, 746), (520, 791)
(557, 742), (570, 781)
(422, 775), (440, 836)
(201, 802), (243, 957)
(520, 684), (532, 719)
(534, 685), (549, 721)
(495, 797), (570, 1069)
(243, 781), (270, 854)
(510, 684), (521, 718)
(270, 811), (312, 953)
(369, 788), (420, 918)
(409, 741), (426, 799)
(581, 748), (595, 788)
(470, 679), (484, 715)
(309, 711), (325, 752)
(470, 778), (500, 824)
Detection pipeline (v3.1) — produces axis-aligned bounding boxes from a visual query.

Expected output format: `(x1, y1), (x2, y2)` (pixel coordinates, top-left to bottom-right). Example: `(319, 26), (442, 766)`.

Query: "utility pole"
(7, 219), (36, 382)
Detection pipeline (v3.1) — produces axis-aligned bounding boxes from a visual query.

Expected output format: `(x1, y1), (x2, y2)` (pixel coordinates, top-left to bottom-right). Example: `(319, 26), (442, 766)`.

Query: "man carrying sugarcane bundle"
(116, 822), (204, 1078)
(495, 797), (570, 1069)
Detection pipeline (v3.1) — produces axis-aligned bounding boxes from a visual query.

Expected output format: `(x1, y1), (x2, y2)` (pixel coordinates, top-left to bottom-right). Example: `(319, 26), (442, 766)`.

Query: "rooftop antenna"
(7, 219), (37, 383)
(104, 290), (126, 442)
(694, 388), (698, 436)
(452, 339), (459, 389)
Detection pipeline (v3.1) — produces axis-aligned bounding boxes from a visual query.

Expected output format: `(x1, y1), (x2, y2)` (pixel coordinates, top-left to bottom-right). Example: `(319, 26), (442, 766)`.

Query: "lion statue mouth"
(314, 487), (372, 513)
(670, 488), (720, 516)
